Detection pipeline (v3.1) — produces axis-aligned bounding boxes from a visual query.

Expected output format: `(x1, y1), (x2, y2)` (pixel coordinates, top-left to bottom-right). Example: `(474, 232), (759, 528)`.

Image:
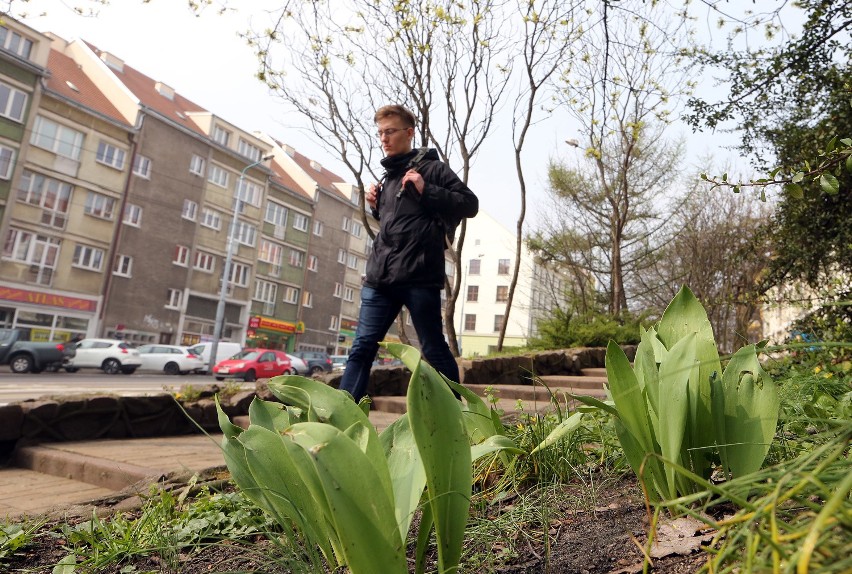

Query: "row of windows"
(463, 314), (505, 333)
(468, 258), (512, 275)
(466, 284), (510, 303)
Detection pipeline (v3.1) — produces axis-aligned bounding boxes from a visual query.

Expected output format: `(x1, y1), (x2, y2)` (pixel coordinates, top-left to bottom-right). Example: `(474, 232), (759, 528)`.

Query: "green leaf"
(605, 341), (656, 458)
(826, 135), (837, 153)
(657, 332), (696, 499)
(846, 153), (852, 173)
(380, 414), (426, 541)
(472, 434), (525, 459)
(792, 171), (805, 183)
(657, 286), (715, 351)
(785, 183), (804, 198)
(404, 345), (471, 574)
(839, 138), (852, 146)
(820, 172), (840, 194)
(530, 411), (583, 454)
(248, 397), (291, 432)
(52, 554), (77, 574)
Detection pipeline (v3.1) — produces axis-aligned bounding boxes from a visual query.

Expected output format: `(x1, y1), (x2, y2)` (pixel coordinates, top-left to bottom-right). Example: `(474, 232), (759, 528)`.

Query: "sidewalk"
(0, 410), (402, 520)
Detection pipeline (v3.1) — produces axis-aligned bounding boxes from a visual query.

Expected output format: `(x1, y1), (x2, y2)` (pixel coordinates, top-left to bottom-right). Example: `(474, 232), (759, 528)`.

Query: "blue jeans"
(339, 285), (459, 401)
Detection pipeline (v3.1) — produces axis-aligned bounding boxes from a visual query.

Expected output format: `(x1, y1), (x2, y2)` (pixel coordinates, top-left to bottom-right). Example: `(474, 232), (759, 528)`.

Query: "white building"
(454, 211), (568, 357)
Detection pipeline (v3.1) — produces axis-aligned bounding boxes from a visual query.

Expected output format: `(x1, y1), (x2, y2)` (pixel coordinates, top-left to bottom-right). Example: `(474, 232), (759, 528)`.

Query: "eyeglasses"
(376, 127), (409, 138)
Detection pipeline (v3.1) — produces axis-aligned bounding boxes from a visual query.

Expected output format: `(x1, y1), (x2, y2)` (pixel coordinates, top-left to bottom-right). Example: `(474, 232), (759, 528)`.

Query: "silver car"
(136, 344), (206, 375)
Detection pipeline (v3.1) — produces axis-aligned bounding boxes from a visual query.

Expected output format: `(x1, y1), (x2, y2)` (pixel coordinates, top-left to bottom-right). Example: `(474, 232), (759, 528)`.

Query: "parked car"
(0, 328), (75, 373)
(66, 339), (142, 375)
(212, 349), (293, 382)
(330, 354), (348, 372)
(136, 344), (205, 375)
(187, 342), (243, 372)
(292, 351), (333, 375)
(286, 353), (309, 376)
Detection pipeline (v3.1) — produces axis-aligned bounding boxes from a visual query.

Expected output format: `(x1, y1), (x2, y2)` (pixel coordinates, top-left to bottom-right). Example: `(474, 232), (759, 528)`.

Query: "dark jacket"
(364, 148), (478, 288)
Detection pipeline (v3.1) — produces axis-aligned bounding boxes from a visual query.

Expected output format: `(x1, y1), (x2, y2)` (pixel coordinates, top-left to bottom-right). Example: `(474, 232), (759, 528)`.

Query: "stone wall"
(0, 346), (629, 458)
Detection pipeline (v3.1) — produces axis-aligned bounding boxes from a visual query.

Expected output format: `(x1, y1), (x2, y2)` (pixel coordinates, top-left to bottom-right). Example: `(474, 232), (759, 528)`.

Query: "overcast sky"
(16, 1), (763, 231)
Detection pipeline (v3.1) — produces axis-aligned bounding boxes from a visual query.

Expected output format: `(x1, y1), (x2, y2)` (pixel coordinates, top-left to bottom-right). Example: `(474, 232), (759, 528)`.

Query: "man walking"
(338, 105), (479, 401)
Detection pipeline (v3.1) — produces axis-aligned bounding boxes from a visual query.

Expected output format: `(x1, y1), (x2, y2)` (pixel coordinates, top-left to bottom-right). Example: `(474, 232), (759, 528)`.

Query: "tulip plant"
(542, 286), (780, 502)
(216, 342), (521, 574)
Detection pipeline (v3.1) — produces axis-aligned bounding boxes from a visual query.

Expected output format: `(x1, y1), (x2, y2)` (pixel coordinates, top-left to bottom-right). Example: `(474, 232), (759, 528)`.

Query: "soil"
(3, 476), (707, 573)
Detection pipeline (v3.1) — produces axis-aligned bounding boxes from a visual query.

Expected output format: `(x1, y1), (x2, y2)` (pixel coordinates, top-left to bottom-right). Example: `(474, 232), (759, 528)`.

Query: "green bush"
(528, 307), (646, 349)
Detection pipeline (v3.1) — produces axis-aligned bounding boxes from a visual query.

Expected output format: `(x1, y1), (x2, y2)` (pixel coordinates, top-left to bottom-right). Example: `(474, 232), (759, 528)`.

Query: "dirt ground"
(4, 477), (708, 573)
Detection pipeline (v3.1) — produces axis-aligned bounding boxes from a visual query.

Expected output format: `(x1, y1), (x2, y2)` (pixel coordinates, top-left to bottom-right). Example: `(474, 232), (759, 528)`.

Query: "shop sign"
(251, 315), (298, 333)
(0, 286), (97, 312)
(340, 318), (358, 338)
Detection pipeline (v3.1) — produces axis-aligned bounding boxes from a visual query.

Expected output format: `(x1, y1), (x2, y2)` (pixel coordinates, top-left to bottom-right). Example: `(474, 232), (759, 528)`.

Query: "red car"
(212, 348), (293, 382)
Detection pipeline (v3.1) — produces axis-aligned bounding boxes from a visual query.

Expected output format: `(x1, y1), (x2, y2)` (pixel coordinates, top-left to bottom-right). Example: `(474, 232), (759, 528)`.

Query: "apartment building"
(455, 210), (569, 357)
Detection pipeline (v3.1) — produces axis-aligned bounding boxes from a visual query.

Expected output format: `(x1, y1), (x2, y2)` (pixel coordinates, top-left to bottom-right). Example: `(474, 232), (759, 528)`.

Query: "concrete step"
(371, 394), (577, 417)
(581, 367), (607, 377)
(465, 383), (607, 402)
(234, 410), (402, 433)
(0, 468), (115, 517)
(537, 375), (608, 391)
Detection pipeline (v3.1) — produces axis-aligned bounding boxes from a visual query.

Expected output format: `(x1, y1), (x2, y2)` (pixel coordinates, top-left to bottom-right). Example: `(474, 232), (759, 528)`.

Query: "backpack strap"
(407, 147), (430, 171)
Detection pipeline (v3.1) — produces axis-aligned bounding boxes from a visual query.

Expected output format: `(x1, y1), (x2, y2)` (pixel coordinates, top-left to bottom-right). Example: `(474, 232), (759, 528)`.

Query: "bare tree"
(529, 1), (694, 316)
(247, 0), (512, 355)
(495, 0), (586, 351)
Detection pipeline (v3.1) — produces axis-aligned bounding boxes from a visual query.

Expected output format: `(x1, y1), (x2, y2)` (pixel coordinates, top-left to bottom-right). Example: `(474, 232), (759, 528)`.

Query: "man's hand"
(401, 169), (425, 194)
(366, 183), (379, 209)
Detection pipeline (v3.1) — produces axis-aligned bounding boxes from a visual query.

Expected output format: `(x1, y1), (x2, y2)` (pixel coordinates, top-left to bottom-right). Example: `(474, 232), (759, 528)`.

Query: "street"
(0, 370), (251, 406)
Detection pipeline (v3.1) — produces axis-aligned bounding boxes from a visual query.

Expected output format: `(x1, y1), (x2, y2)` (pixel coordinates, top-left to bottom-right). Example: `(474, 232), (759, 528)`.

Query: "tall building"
(455, 210), (569, 357)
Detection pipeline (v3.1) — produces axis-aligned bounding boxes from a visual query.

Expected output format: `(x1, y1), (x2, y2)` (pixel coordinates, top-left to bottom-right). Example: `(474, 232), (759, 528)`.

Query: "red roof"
(45, 48), (130, 127)
(269, 160), (313, 202)
(84, 41), (209, 137)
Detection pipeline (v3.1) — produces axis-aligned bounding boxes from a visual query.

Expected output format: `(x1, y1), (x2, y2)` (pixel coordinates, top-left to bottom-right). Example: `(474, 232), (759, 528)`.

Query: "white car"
(66, 338), (142, 375)
(286, 353), (309, 375)
(136, 344), (205, 375)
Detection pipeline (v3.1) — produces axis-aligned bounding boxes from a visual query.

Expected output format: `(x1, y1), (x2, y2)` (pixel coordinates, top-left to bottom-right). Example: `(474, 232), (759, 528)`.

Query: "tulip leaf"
(657, 332), (696, 500)
(380, 414), (426, 541)
(530, 411), (584, 454)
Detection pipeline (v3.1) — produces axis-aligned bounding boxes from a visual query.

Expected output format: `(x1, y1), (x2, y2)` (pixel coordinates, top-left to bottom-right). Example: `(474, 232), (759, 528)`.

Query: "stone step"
(234, 410), (402, 433)
(371, 394), (581, 417)
(537, 375), (608, 390)
(465, 383), (607, 402)
(581, 367), (607, 377)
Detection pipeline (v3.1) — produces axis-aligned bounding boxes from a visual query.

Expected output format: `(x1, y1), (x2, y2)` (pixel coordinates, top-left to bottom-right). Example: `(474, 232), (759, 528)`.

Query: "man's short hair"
(374, 105), (416, 128)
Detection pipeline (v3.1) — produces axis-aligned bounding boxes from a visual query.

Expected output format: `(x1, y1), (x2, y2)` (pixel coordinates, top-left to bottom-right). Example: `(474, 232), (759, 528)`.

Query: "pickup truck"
(0, 328), (76, 373)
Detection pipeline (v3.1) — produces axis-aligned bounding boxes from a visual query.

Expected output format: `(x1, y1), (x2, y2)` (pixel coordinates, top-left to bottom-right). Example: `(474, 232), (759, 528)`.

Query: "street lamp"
(457, 253), (484, 358)
(208, 153), (274, 374)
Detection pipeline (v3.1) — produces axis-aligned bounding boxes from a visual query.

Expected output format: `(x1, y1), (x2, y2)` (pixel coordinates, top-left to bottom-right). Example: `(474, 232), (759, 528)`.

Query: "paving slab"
(0, 468), (114, 519)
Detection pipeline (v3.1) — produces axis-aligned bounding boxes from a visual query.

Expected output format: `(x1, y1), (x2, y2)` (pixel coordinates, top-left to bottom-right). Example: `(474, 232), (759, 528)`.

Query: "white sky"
(15, 1), (762, 231)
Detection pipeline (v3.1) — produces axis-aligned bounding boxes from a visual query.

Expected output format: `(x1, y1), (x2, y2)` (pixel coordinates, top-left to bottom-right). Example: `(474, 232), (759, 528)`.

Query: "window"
(208, 164), (229, 188)
(228, 262), (250, 287)
(194, 251), (216, 272)
(496, 285), (509, 302)
(254, 279), (277, 305)
(133, 154), (152, 178)
(212, 125), (231, 146)
(464, 314), (476, 331)
(347, 253), (358, 269)
(333, 282), (342, 298)
(0, 26), (34, 59)
(302, 291), (313, 308)
(84, 192), (116, 219)
(114, 254), (133, 277)
(342, 216), (351, 232)
(189, 154), (205, 175)
(16, 170), (72, 229)
(498, 259), (511, 275)
(352, 221), (363, 238)
(258, 240), (283, 265)
(283, 286), (299, 304)
(96, 140), (127, 170)
(2, 229), (59, 285)
(0, 144), (15, 179)
(236, 179), (262, 208)
(308, 255), (318, 272)
(469, 258), (481, 275)
(173, 245), (189, 266)
(313, 220), (324, 236)
(344, 286), (354, 302)
(0, 82), (27, 122)
(293, 213), (309, 232)
(182, 199), (198, 221)
(234, 221), (257, 247)
(166, 289), (183, 310)
(30, 116), (84, 160)
(337, 249), (347, 264)
(289, 249), (305, 267)
(238, 138), (262, 162)
(123, 203), (143, 227)
(466, 285), (479, 302)
(264, 201), (288, 227)
(493, 315), (504, 332)
(72, 244), (105, 271)
(329, 315), (339, 331)
(200, 208), (222, 230)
